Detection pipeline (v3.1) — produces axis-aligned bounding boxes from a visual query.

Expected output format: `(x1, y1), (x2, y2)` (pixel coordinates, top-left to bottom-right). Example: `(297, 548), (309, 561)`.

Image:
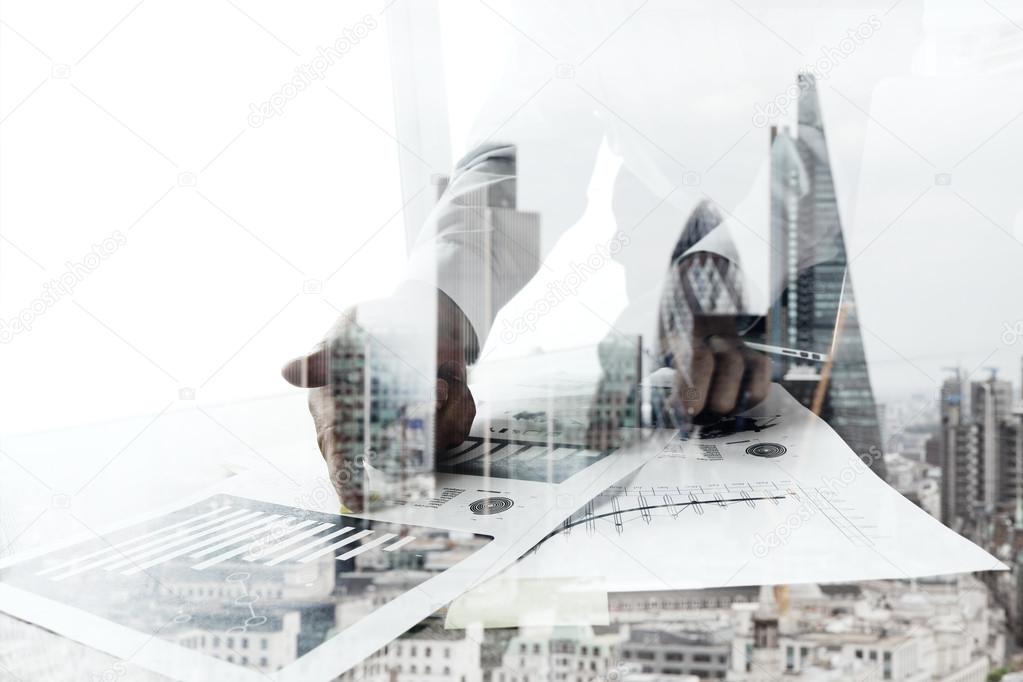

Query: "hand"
(434, 359), (477, 451)
(281, 287), (476, 511)
(583, 315), (770, 447)
(667, 313), (771, 420)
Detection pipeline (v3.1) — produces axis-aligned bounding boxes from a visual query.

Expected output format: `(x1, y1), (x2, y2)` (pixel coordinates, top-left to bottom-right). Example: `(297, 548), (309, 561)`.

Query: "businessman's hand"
(281, 285), (476, 512)
(666, 313), (771, 420)
(584, 313), (770, 450)
(658, 250), (771, 424)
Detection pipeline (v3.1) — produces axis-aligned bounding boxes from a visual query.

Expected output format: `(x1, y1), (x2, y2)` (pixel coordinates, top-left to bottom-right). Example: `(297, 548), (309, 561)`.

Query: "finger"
(705, 336), (745, 414)
(743, 349), (771, 409)
(282, 344), (328, 387)
(436, 404), (474, 450)
(673, 341), (714, 417)
(312, 385), (366, 512)
(436, 361), (473, 441)
(318, 427), (366, 513)
(437, 359), (467, 384)
(307, 386), (333, 454)
(650, 385), (681, 429)
(446, 384), (475, 444)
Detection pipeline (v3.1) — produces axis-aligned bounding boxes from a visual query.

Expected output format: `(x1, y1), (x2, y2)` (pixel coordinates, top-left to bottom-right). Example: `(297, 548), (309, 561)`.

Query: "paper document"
(0, 396), (673, 682)
(503, 384), (1005, 591)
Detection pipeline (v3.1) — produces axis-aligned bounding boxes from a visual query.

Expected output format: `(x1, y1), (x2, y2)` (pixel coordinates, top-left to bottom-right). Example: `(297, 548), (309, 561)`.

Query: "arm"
(285, 106), (604, 511)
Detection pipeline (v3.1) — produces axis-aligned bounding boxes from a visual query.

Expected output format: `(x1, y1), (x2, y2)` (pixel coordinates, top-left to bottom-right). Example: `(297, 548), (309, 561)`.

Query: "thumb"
(281, 343), (328, 387)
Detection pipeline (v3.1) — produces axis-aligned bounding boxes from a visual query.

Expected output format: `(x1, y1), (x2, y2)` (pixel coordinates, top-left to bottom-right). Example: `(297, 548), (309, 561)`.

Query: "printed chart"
(438, 436), (612, 483)
(0, 494), (491, 674)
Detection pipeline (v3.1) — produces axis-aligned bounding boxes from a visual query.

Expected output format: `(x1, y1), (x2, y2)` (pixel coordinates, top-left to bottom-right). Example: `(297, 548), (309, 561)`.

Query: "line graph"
(542, 482), (798, 541)
(793, 484), (879, 547)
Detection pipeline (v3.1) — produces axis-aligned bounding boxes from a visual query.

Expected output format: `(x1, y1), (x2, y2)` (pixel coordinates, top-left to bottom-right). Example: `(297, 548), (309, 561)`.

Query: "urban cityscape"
(323, 359), (1023, 682)
(334, 73), (1023, 682)
(337, 73), (1023, 682)
(5, 2), (1023, 681)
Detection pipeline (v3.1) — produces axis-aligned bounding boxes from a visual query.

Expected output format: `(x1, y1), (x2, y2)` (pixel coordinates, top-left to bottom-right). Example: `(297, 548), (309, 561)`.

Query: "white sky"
(2, 0), (1022, 437)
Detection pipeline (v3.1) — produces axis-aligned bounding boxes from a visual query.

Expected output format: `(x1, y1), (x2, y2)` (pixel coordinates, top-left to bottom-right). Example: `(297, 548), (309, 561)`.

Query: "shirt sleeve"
(402, 107), (605, 350)
(401, 143), (540, 350)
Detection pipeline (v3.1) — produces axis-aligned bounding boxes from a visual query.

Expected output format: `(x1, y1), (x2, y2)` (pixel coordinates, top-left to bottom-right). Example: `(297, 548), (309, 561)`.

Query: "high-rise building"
(974, 375), (1014, 513)
(1000, 411), (1023, 520)
(941, 367), (1022, 528)
(940, 371), (980, 526)
(925, 434), (943, 467)
(766, 73), (885, 478)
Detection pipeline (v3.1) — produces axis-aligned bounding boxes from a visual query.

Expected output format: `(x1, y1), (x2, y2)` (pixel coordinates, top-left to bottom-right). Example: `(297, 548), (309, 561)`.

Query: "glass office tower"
(767, 73), (886, 478)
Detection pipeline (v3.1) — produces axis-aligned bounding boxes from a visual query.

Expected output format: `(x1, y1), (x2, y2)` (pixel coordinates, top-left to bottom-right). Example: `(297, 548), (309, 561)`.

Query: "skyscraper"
(1000, 412), (1023, 521)
(767, 73), (885, 478)
(940, 368), (1020, 528)
(974, 375), (1014, 513)
(940, 371), (980, 526)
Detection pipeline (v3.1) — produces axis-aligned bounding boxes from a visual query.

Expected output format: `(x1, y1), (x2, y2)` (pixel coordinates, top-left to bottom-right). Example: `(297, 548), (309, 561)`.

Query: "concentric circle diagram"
(745, 442), (787, 458)
(469, 497), (514, 515)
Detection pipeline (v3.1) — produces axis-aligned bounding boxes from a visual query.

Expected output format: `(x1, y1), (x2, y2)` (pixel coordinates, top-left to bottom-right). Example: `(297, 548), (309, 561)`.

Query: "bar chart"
(28, 499), (423, 581)
(437, 435), (613, 483)
(0, 493), (494, 673)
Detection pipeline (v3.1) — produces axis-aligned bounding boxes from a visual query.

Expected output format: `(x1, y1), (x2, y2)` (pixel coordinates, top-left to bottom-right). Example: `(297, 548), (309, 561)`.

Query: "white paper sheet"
(0, 397), (674, 682)
(503, 384), (1005, 591)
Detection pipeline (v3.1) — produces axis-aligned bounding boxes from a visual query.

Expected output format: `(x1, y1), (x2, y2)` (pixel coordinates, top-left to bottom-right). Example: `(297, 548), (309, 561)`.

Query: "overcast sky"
(441, 0), (1023, 403)
(2, 0), (1022, 436)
